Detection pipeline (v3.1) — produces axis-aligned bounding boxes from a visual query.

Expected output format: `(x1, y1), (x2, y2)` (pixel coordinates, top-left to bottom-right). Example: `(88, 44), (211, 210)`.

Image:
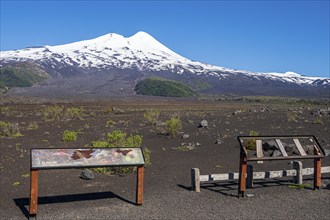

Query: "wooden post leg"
(313, 148), (321, 190)
(29, 169), (38, 215)
(136, 166), (144, 205)
(238, 149), (247, 198)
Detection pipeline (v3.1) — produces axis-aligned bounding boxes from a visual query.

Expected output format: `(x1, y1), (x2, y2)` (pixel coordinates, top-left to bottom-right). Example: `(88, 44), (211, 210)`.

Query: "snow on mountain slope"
(1, 31), (329, 86)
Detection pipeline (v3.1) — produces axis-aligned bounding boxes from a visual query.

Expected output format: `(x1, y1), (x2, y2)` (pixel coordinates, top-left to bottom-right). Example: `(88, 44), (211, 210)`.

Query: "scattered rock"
(196, 142), (201, 146)
(232, 110), (242, 115)
(262, 140), (278, 151)
(199, 120), (208, 128)
(324, 149), (330, 157)
(304, 145), (315, 155)
(80, 169), (94, 180)
(182, 134), (190, 139)
(187, 120), (194, 124)
(155, 121), (166, 127)
(271, 150), (282, 157)
(112, 107), (124, 114)
(285, 144), (300, 155)
(215, 139), (224, 145)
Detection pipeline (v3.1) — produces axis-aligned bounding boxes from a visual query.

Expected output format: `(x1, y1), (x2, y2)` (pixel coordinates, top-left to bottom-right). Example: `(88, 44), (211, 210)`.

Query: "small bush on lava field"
(245, 130), (259, 151)
(0, 121), (23, 138)
(65, 107), (84, 119)
(165, 116), (182, 137)
(62, 130), (78, 142)
(144, 109), (160, 125)
(42, 105), (63, 121)
(313, 117), (324, 125)
(0, 107), (11, 116)
(287, 112), (298, 122)
(27, 122), (38, 130)
(91, 130), (149, 174)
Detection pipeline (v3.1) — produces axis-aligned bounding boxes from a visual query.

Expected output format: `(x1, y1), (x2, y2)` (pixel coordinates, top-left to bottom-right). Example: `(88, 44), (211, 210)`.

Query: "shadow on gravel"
(178, 178), (329, 198)
(14, 191), (134, 219)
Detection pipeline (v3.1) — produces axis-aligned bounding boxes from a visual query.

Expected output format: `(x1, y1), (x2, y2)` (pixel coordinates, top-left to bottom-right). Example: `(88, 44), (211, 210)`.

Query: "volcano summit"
(1, 31), (329, 98)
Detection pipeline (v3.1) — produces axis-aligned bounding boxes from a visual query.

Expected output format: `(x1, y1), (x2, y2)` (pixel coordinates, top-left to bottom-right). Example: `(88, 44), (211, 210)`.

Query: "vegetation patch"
(65, 107), (84, 120)
(144, 109), (160, 125)
(165, 116), (182, 137)
(0, 121), (23, 138)
(135, 77), (195, 97)
(245, 130), (259, 151)
(0, 62), (49, 91)
(62, 130), (78, 142)
(42, 105), (64, 121)
(91, 130), (150, 174)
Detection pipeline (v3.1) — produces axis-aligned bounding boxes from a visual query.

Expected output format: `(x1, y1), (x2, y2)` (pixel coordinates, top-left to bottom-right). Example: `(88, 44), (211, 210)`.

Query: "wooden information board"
(29, 147), (145, 216)
(31, 148), (145, 169)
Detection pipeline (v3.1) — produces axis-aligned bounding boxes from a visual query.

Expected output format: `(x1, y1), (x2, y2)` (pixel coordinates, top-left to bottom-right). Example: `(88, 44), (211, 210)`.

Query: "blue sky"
(1, 0), (329, 77)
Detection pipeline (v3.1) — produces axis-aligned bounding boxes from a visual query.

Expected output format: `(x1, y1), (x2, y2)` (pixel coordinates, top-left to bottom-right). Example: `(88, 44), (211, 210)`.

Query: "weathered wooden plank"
(275, 139), (288, 156)
(293, 139), (307, 156)
(253, 172), (265, 179)
(302, 168), (314, 175)
(198, 166), (330, 183)
(284, 169), (297, 177)
(321, 166), (330, 173)
(200, 175), (209, 182)
(29, 170), (38, 215)
(269, 170), (284, 178)
(256, 140), (263, 164)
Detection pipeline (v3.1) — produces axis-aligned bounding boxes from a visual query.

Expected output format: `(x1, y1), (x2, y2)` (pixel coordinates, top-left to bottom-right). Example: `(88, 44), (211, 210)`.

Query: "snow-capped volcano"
(0, 31), (329, 98)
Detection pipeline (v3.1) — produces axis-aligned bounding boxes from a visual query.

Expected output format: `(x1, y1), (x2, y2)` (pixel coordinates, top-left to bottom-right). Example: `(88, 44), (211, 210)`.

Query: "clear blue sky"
(1, 0), (329, 77)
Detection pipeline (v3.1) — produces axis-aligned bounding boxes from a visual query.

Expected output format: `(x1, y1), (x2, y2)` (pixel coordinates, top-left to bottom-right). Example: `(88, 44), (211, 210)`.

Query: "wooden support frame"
(314, 147), (321, 190)
(237, 135), (325, 198)
(136, 166), (144, 205)
(238, 147), (247, 198)
(29, 169), (38, 216)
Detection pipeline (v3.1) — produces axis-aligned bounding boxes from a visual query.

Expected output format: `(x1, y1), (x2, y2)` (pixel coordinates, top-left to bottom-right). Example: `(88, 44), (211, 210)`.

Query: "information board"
(31, 148), (145, 169)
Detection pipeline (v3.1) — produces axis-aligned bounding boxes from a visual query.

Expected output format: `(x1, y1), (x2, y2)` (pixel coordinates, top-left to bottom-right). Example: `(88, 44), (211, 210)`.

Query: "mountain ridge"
(0, 31), (329, 98)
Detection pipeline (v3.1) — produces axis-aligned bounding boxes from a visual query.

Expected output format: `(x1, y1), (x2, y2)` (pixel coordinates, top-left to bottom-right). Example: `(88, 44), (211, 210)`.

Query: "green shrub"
(0, 107), (11, 116)
(62, 130), (78, 142)
(0, 121), (23, 138)
(27, 122), (38, 130)
(65, 107), (84, 119)
(91, 130), (147, 174)
(42, 105), (63, 121)
(313, 117), (323, 125)
(245, 130), (259, 151)
(144, 109), (160, 125)
(165, 117), (182, 137)
(106, 120), (116, 127)
(287, 112), (298, 122)
(91, 140), (109, 148)
(143, 147), (151, 165)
